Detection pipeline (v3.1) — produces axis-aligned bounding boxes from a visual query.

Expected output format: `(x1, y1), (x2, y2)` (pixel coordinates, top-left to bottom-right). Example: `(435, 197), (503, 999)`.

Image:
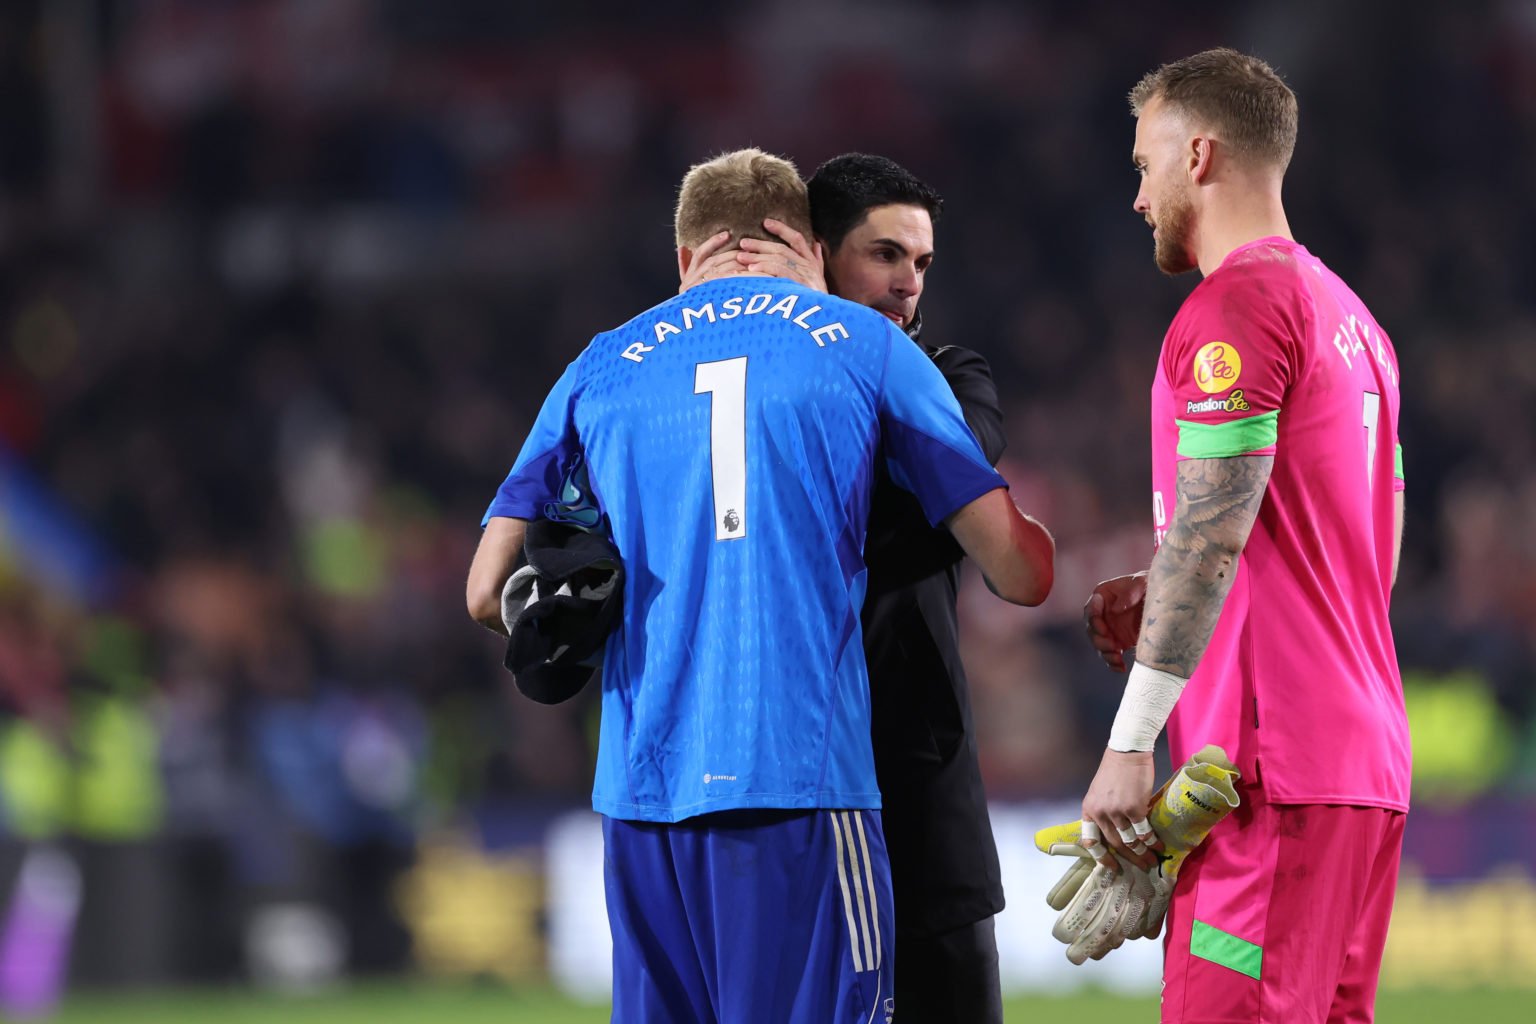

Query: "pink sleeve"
(1162, 268), (1304, 459)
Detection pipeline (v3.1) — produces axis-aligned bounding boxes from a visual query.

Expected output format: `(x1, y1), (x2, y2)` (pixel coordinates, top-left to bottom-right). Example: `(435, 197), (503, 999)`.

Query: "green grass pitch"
(49, 982), (1530, 1022)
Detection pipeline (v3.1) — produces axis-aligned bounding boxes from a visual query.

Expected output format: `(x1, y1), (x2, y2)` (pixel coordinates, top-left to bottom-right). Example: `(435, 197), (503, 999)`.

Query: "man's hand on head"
(678, 231), (736, 293)
(736, 218), (827, 291)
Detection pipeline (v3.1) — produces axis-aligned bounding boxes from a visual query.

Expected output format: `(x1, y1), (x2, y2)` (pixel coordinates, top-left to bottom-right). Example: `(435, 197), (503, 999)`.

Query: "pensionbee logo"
(1186, 389), (1252, 414)
(1193, 341), (1242, 394)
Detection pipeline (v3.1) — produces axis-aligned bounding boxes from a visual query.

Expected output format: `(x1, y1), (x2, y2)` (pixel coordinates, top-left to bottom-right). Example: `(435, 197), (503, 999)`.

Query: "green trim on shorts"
(1190, 920), (1263, 980)
(1175, 411), (1279, 459)
(1394, 443), (1405, 481)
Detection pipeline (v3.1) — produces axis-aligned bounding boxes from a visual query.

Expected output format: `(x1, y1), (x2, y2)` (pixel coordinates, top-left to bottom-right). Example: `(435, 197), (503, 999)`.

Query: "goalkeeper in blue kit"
(466, 149), (1054, 1022)
(684, 152), (1019, 1022)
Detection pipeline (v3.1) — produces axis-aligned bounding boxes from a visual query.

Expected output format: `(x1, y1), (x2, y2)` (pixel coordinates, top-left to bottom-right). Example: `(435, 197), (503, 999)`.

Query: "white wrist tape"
(1108, 663), (1188, 752)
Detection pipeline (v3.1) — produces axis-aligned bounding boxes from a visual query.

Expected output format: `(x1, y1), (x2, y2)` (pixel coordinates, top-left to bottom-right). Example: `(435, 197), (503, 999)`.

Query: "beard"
(1153, 185), (1198, 275)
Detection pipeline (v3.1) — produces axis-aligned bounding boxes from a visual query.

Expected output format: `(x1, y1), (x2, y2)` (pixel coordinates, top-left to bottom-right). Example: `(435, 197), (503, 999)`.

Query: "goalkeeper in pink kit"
(1077, 49), (1409, 1022)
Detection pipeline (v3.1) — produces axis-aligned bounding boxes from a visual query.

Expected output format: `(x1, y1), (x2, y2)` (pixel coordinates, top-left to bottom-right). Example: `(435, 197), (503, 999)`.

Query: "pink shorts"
(1161, 783), (1405, 1024)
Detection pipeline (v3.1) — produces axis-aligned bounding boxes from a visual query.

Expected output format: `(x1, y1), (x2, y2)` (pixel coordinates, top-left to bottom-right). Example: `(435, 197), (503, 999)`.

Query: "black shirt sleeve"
(929, 345), (1006, 467)
(862, 344), (1006, 588)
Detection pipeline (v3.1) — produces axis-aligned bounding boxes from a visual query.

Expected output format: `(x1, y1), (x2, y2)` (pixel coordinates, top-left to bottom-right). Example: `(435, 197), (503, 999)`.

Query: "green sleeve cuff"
(1394, 443), (1405, 481)
(1176, 410), (1279, 459)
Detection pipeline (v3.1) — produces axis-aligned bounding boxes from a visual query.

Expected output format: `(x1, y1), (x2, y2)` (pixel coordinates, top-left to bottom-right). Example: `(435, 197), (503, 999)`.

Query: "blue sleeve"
(481, 361), (582, 526)
(877, 326), (1007, 526)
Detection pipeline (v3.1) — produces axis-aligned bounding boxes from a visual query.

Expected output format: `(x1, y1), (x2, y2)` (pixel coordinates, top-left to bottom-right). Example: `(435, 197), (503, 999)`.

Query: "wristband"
(1108, 663), (1188, 752)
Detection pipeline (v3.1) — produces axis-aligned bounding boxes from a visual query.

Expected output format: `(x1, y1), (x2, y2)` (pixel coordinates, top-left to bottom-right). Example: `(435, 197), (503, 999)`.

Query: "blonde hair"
(1129, 48), (1299, 171)
(673, 148), (813, 249)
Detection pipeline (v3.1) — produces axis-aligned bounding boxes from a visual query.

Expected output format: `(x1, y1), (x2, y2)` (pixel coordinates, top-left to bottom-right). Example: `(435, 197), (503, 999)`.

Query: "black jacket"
(862, 339), (1007, 937)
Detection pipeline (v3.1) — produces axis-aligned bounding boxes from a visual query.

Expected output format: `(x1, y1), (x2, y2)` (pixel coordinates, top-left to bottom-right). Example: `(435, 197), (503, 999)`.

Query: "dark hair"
(806, 154), (943, 251)
(1129, 48), (1298, 171)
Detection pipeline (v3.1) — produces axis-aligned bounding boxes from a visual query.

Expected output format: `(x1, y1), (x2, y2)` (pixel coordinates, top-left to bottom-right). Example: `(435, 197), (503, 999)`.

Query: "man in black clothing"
(686, 153), (1009, 1021)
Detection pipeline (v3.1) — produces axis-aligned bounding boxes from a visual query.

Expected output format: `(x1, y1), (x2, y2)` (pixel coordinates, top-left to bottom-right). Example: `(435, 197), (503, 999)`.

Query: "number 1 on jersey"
(1362, 391), (1380, 490)
(695, 357), (748, 541)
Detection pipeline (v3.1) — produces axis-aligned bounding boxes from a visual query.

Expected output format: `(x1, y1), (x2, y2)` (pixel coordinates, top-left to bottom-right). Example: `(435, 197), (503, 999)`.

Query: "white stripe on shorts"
(851, 810), (882, 971)
(831, 811), (865, 973)
(838, 811), (876, 972)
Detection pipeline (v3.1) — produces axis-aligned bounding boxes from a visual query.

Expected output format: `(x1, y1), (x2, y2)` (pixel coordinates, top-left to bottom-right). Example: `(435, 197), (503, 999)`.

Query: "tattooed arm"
(1078, 455), (1274, 869)
(1137, 455), (1274, 675)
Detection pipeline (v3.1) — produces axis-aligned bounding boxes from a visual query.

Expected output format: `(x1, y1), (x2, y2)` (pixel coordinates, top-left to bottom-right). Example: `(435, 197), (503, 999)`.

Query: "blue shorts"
(603, 809), (894, 1024)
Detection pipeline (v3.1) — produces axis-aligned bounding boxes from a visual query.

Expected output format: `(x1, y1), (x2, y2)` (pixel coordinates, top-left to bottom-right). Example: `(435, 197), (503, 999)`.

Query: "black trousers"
(894, 916), (1003, 1023)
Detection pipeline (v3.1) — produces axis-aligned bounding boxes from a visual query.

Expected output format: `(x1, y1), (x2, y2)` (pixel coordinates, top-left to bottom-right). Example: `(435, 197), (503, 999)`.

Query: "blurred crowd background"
(1, 0), (1534, 996)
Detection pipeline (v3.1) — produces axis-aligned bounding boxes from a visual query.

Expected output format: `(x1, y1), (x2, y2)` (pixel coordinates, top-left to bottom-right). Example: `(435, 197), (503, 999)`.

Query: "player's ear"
(677, 245), (694, 280)
(1189, 135), (1214, 185)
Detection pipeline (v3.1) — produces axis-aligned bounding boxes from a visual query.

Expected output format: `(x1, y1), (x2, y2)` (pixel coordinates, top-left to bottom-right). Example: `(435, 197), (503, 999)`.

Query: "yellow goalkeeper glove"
(1034, 818), (1098, 912)
(1035, 744), (1241, 958)
(1131, 744), (1240, 939)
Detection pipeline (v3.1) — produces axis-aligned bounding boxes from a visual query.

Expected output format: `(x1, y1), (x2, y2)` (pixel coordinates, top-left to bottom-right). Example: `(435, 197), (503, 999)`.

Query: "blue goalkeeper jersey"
(484, 277), (1005, 822)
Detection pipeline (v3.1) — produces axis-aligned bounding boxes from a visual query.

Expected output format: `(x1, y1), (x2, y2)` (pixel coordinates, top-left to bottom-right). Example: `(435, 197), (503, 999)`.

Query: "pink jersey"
(1150, 237), (1409, 811)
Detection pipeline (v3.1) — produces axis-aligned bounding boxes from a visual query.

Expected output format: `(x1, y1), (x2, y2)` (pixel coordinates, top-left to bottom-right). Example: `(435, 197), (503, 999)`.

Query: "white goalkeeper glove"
(1049, 850), (1161, 964)
(1035, 744), (1241, 958)
(1034, 818), (1152, 963)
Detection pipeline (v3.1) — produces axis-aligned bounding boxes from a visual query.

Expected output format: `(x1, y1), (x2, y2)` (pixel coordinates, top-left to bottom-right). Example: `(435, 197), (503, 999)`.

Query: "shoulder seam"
(875, 319), (895, 400)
